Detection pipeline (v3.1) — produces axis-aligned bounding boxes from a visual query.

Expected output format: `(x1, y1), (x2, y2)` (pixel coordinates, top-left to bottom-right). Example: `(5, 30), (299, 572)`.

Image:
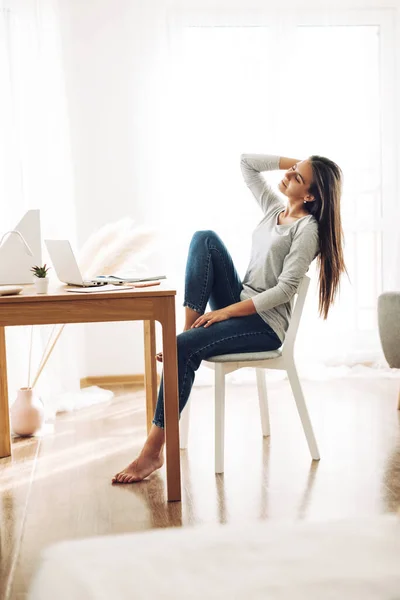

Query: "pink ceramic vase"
(10, 387), (45, 436)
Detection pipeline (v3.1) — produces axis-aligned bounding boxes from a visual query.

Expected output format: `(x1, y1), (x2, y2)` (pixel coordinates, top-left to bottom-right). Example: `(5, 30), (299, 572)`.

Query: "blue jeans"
(152, 230), (281, 428)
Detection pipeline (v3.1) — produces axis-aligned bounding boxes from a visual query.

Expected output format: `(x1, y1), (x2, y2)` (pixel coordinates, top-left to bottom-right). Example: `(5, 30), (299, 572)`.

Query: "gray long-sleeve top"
(239, 154), (319, 343)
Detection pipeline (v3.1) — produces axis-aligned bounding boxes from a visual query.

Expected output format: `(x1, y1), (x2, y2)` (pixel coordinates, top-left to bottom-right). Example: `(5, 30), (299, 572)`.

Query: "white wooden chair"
(179, 276), (320, 472)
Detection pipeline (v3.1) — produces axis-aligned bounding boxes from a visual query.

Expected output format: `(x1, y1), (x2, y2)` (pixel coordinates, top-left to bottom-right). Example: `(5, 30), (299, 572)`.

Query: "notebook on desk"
(45, 240), (166, 288)
(96, 274), (166, 284)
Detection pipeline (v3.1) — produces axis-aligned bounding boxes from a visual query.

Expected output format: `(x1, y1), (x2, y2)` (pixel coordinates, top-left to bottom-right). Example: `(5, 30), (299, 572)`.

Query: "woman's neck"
(283, 199), (308, 220)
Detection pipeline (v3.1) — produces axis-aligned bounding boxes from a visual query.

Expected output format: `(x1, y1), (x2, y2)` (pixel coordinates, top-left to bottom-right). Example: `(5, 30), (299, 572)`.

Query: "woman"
(113, 153), (346, 484)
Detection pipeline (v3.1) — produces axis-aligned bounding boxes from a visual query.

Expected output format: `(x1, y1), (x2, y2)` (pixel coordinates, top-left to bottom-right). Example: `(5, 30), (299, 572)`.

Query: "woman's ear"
(305, 194), (315, 202)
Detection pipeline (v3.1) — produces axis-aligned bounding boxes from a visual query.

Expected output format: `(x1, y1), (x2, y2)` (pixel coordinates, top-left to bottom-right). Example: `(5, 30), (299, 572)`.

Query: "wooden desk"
(0, 284), (181, 502)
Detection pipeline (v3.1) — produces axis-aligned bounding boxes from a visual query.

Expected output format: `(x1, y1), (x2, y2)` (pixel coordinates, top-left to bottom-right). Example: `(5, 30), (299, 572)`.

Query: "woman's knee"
(177, 330), (192, 356)
(177, 330), (203, 364)
(177, 331), (204, 370)
(190, 230), (220, 247)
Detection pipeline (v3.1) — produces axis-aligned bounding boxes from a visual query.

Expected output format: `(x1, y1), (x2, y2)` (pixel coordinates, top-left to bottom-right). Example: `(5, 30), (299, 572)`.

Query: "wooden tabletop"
(0, 282), (177, 304)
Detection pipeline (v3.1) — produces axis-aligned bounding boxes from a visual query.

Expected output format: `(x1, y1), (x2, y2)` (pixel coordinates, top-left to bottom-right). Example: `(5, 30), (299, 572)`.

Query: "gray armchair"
(378, 292), (400, 409)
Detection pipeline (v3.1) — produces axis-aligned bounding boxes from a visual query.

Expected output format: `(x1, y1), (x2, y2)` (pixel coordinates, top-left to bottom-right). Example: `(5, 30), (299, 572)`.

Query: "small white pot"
(34, 277), (49, 294)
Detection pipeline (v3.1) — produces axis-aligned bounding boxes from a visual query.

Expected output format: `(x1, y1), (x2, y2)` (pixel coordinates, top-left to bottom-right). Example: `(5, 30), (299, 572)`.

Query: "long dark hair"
(305, 155), (347, 319)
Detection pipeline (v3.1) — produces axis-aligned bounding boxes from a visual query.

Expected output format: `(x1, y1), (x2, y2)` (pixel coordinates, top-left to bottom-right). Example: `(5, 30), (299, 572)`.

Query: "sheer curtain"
(0, 0), (85, 415)
(141, 5), (400, 383)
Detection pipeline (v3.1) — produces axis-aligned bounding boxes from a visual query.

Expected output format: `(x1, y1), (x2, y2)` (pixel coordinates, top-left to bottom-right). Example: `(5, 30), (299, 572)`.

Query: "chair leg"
(179, 398), (191, 449)
(286, 360), (320, 461)
(256, 368), (270, 437)
(397, 384), (400, 411)
(215, 364), (226, 474)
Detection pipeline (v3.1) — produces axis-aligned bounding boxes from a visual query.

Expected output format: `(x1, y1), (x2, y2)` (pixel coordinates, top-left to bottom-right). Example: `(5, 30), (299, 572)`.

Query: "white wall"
(58, 0), (170, 377)
(57, 0), (400, 378)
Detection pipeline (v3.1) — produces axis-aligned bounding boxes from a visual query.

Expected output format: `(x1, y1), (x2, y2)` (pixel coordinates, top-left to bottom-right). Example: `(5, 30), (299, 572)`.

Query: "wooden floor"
(1, 377), (400, 599)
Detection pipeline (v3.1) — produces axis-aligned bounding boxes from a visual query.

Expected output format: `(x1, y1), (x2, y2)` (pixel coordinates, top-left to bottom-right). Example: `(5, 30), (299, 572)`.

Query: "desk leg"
(161, 297), (181, 502)
(144, 320), (157, 434)
(0, 326), (11, 458)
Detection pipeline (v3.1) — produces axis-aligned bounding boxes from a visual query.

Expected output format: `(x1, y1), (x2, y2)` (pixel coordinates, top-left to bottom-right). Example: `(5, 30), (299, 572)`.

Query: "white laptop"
(45, 239), (166, 287)
(45, 240), (109, 287)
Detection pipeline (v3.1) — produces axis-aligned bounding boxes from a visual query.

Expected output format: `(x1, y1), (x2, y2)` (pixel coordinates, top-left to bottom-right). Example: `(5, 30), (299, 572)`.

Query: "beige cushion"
(206, 348), (282, 362)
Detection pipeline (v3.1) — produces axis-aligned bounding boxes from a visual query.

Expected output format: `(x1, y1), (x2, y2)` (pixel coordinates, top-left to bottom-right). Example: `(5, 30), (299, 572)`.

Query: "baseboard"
(80, 374), (160, 388)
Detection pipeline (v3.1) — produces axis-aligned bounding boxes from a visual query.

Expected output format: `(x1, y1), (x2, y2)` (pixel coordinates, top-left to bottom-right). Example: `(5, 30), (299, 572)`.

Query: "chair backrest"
(281, 275), (310, 357)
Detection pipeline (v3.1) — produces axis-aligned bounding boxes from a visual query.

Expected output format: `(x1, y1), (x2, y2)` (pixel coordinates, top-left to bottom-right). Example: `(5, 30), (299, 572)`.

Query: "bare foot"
(156, 352), (163, 363)
(112, 452), (164, 484)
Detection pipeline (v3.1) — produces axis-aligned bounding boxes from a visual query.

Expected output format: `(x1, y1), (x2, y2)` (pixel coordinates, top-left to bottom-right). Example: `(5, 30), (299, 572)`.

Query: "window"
(164, 10), (395, 359)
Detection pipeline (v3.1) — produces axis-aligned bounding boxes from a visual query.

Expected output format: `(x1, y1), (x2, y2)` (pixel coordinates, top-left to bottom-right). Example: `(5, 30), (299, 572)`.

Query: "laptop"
(45, 240), (109, 287)
(45, 240), (166, 287)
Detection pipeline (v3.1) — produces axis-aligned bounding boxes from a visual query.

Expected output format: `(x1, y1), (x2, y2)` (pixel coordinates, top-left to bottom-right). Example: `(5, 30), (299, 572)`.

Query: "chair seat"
(206, 348), (282, 363)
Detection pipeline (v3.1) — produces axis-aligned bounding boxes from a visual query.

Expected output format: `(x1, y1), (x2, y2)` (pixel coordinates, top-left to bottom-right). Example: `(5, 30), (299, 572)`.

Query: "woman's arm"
(240, 154), (282, 214)
(192, 223), (317, 327)
(193, 222), (317, 326)
(252, 223), (319, 313)
(191, 298), (256, 328)
(226, 298), (256, 317)
(228, 222), (318, 317)
(240, 154), (302, 214)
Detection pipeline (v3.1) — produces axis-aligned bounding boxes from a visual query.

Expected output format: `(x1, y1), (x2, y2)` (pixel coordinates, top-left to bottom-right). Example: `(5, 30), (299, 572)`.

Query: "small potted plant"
(31, 264), (50, 294)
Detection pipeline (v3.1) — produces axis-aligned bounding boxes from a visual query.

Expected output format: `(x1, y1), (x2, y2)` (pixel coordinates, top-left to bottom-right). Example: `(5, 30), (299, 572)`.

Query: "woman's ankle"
(142, 425), (165, 456)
